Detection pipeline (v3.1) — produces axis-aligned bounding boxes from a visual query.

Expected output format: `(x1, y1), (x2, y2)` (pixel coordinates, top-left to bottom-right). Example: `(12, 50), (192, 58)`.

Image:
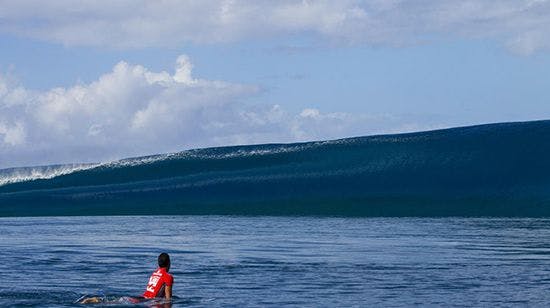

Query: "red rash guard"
(143, 267), (173, 298)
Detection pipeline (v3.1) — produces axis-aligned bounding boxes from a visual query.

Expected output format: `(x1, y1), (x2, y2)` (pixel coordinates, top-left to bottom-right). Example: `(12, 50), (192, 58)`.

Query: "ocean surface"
(2, 120), (550, 217)
(1, 216), (550, 307)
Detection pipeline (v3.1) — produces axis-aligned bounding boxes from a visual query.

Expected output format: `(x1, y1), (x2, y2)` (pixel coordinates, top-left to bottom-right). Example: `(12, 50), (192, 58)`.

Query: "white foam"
(0, 164), (100, 186)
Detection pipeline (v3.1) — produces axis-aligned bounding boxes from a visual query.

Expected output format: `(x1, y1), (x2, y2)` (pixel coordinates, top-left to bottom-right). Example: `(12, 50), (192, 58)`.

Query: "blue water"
(1, 216), (550, 307)
(2, 120), (550, 217)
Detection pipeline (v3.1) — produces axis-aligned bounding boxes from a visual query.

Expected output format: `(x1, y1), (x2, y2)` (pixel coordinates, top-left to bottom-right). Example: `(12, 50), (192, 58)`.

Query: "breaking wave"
(2, 120), (550, 217)
(0, 164), (99, 186)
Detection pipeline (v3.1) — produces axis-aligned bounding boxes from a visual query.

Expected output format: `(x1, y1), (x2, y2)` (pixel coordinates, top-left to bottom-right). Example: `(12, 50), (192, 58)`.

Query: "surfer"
(77, 253), (173, 304)
(143, 252), (174, 299)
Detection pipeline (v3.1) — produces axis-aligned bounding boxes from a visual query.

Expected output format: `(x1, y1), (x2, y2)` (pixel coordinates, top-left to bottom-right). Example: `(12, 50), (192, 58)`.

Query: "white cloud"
(1, 1), (550, 54)
(0, 55), (441, 168)
(0, 121), (25, 146)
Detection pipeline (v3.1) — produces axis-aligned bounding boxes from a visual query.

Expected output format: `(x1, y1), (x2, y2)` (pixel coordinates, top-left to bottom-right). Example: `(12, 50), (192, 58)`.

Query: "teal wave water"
(2, 120), (550, 217)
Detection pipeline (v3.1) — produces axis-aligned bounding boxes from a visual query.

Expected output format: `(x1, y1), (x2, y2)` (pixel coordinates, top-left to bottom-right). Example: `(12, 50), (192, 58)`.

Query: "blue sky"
(1, 1), (550, 168)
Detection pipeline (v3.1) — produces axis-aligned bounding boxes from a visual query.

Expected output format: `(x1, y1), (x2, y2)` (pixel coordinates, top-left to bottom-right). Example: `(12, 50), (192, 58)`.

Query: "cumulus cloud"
(1, 1), (550, 54)
(0, 55), (440, 168)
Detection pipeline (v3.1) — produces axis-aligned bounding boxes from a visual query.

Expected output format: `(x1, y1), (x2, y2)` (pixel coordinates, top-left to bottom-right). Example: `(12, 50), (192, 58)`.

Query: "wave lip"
(0, 164), (99, 187)
(2, 120), (550, 217)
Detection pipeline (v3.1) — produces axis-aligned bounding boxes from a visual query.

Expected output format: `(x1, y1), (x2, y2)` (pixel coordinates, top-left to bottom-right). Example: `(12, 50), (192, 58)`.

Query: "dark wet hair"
(158, 253), (170, 268)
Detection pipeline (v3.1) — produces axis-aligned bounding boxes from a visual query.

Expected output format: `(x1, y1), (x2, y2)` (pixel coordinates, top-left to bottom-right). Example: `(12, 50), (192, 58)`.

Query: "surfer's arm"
(164, 285), (172, 299)
(78, 297), (102, 304)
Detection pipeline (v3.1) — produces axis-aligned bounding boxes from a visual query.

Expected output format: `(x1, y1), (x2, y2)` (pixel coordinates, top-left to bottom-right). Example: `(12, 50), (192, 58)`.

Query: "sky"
(1, 0), (550, 168)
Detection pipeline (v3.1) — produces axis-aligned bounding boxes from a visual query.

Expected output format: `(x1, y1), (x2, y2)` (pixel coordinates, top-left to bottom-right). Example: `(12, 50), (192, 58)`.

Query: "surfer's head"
(158, 252), (171, 271)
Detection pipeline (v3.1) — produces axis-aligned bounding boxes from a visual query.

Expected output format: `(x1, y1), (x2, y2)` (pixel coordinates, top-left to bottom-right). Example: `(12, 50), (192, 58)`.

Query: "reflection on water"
(1, 216), (550, 307)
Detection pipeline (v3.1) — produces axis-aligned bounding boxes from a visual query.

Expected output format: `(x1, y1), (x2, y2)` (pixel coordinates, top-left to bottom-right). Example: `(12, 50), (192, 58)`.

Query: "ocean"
(1, 216), (550, 307)
(2, 120), (550, 306)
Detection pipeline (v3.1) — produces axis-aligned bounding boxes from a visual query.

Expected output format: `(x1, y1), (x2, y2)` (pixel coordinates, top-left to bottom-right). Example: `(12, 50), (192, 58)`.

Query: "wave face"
(2, 120), (550, 217)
